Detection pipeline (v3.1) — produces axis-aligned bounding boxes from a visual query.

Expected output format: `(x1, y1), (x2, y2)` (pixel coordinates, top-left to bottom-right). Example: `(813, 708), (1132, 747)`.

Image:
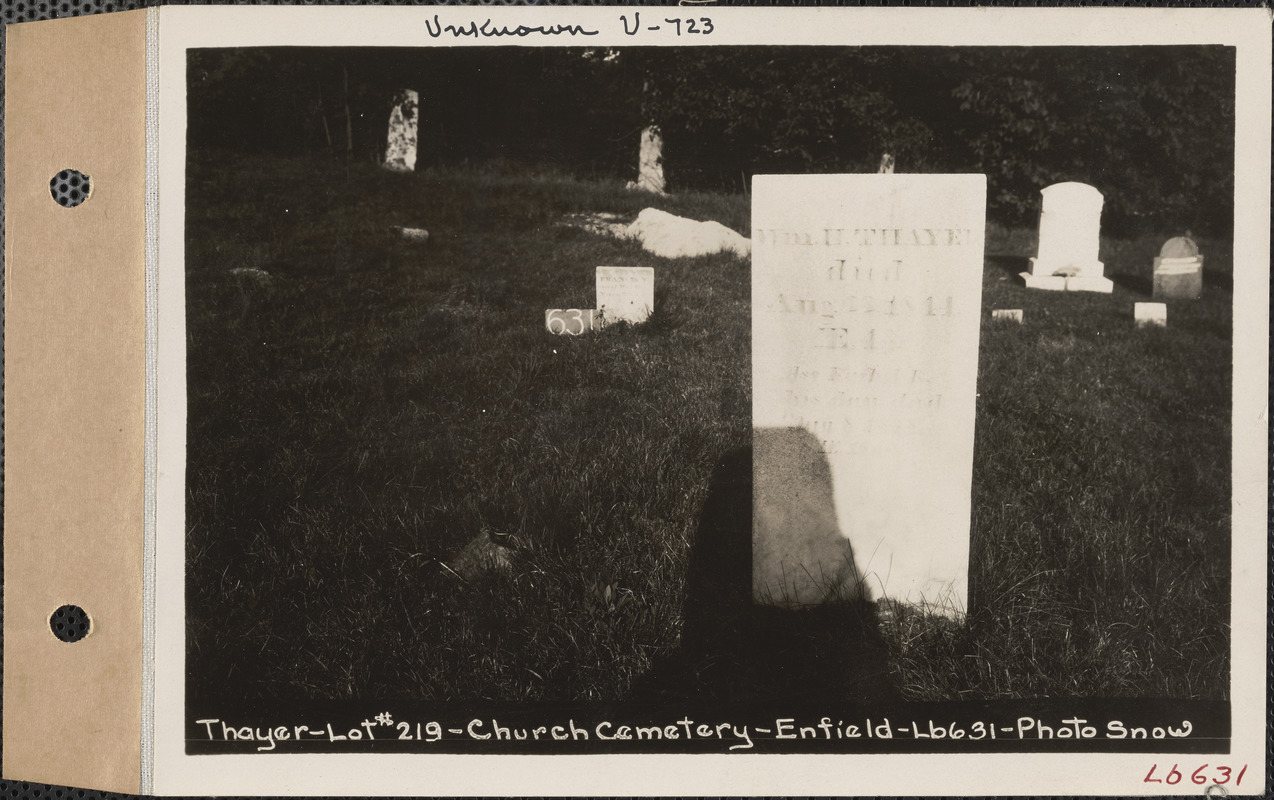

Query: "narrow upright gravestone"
(1022, 182), (1112, 293)
(627, 126), (666, 194)
(596, 266), (654, 324)
(383, 89), (419, 173)
(753, 174), (986, 611)
(1153, 236), (1204, 300)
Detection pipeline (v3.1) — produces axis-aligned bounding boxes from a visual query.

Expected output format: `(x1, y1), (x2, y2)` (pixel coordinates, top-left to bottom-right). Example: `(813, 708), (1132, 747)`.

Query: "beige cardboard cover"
(4, 9), (148, 793)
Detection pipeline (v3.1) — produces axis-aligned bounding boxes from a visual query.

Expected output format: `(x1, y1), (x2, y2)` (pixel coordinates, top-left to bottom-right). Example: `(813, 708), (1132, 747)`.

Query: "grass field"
(185, 151), (1230, 706)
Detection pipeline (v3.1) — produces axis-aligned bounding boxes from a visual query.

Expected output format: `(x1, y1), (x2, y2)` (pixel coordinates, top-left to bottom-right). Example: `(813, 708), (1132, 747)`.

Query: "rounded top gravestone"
(1159, 236), (1200, 258)
(1036, 182), (1104, 275)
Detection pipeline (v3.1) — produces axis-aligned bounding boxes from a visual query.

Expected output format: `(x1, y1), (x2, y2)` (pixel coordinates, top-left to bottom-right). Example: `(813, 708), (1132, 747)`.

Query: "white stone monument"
(626, 126), (666, 194)
(752, 174), (986, 612)
(383, 89), (419, 173)
(595, 266), (654, 324)
(1022, 181), (1112, 293)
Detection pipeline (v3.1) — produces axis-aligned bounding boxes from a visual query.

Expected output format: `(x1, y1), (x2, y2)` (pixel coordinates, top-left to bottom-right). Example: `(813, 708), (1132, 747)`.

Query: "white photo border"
(153, 5), (1271, 795)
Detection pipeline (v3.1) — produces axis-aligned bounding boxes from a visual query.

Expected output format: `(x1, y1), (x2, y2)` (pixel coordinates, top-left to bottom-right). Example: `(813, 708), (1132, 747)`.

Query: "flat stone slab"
(752, 174), (986, 612)
(1020, 271), (1113, 293)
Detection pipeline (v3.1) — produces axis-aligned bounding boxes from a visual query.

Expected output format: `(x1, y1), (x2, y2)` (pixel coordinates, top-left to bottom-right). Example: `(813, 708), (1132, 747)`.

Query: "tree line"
(188, 45), (1235, 236)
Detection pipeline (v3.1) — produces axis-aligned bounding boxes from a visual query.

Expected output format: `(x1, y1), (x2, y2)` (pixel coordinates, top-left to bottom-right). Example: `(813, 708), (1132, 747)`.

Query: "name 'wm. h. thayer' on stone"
(752, 174), (986, 613)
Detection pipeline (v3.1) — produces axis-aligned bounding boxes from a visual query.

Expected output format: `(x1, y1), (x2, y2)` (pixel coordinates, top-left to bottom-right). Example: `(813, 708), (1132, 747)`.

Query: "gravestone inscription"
(752, 174), (986, 611)
(596, 266), (654, 325)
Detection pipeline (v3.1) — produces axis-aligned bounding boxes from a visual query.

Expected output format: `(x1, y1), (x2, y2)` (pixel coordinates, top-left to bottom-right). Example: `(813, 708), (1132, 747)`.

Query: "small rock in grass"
(393, 226), (430, 242)
(229, 267), (276, 288)
(444, 530), (516, 581)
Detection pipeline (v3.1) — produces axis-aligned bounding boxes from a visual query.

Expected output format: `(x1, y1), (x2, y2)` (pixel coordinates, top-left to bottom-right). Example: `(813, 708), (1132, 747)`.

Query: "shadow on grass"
(1108, 271), (1152, 296)
(1203, 268), (1233, 292)
(984, 254), (1031, 283)
(631, 446), (898, 704)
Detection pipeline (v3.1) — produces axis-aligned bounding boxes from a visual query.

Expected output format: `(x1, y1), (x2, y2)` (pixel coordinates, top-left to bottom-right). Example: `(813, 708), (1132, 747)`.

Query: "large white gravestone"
(383, 89), (419, 173)
(1022, 182), (1111, 293)
(752, 174), (986, 612)
(596, 266), (654, 324)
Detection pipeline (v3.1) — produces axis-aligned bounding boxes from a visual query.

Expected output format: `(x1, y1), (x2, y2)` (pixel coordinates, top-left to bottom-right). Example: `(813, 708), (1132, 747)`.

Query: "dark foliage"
(188, 44), (1234, 235)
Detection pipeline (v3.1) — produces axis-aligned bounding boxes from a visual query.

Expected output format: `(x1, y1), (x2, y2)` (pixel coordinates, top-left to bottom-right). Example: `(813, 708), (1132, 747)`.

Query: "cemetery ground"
(186, 150), (1230, 709)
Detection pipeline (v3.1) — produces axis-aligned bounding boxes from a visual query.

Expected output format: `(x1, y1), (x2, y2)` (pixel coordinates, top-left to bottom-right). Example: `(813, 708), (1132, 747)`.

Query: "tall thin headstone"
(627, 126), (666, 194)
(753, 174), (986, 611)
(1022, 182), (1112, 293)
(383, 89), (419, 173)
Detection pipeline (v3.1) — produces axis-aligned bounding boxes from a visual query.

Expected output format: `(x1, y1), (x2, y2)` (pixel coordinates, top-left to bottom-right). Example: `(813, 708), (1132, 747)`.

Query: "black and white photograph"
(148, 5), (1269, 795)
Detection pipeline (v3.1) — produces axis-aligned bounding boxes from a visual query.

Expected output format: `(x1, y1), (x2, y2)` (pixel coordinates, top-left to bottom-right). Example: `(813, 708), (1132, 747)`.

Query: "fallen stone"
(392, 226), (430, 242)
(626, 207), (750, 260)
(444, 530), (516, 581)
(228, 267), (276, 288)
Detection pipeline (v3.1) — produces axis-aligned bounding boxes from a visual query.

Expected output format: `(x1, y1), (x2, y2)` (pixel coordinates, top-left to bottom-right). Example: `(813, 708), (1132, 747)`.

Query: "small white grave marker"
(992, 309), (1024, 324)
(1022, 182), (1112, 293)
(596, 266), (654, 325)
(753, 174), (986, 612)
(1134, 302), (1167, 328)
(383, 89), (419, 173)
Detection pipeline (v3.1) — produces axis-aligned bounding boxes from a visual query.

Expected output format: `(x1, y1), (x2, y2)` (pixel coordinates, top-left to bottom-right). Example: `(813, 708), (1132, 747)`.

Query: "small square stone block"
(1134, 302), (1167, 328)
(992, 309), (1023, 323)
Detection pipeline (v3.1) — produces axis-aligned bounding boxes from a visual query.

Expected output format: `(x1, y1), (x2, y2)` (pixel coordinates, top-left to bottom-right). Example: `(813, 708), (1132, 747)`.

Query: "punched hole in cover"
(49, 168), (91, 208)
(49, 604), (92, 643)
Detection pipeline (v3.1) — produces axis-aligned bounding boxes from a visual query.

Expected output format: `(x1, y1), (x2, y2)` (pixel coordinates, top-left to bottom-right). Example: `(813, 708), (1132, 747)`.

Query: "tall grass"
(186, 152), (1229, 706)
